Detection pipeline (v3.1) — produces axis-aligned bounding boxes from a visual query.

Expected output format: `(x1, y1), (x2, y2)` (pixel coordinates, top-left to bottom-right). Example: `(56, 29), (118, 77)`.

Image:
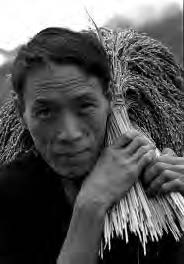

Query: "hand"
(142, 148), (184, 196)
(78, 130), (156, 212)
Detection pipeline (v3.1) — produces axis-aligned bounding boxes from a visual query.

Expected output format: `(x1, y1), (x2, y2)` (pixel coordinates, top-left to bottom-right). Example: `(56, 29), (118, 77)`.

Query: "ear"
(11, 90), (22, 112)
(11, 90), (28, 129)
(106, 101), (110, 114)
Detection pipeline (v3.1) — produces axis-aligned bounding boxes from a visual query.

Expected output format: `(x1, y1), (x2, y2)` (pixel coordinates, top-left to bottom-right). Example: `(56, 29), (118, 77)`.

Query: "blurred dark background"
(105, 3), (183, 66)
(0, 2), (183, 106)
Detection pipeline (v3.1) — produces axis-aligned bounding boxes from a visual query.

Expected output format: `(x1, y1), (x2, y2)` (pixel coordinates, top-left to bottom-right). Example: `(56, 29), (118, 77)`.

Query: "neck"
(61, 178), (83, 207)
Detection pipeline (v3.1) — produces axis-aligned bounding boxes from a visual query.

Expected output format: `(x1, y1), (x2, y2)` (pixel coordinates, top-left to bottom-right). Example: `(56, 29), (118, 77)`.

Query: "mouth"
(55, 149), (90, 159)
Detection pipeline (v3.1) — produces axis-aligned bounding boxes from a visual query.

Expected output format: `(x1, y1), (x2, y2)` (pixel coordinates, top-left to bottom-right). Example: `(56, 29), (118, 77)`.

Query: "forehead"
(23, 64), (104, 105)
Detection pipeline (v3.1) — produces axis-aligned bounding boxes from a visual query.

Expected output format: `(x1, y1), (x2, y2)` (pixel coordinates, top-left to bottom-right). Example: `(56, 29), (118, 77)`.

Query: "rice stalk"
(92, 27), (184, 258)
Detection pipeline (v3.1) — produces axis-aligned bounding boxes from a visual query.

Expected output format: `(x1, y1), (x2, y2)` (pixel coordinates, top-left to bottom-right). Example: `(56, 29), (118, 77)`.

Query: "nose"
(56, 111), (83, 143)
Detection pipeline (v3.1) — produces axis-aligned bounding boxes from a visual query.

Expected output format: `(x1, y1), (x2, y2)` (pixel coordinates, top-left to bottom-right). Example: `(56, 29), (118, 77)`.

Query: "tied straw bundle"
(89, 27), (184, 258)
(0, 26), (184, 258)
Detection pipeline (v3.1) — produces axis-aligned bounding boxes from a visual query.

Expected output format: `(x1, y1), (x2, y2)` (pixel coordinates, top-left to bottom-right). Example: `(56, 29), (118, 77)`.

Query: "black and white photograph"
(0, 0), (183, 263)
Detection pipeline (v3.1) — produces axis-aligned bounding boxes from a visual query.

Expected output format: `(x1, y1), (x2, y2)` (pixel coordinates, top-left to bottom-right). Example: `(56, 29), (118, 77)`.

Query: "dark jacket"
(0, 151), (184, 264)
(0, 151), (71, 264)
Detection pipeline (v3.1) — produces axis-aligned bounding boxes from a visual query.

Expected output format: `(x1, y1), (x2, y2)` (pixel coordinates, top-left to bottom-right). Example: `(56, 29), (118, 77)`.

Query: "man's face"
(23, 63), (110, 180)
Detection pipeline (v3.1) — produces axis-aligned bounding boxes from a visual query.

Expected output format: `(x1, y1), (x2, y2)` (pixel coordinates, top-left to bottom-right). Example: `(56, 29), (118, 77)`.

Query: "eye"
(77, 102), (96, 115)
(80, 102), (95, 109)
(35, 107), (53, 119)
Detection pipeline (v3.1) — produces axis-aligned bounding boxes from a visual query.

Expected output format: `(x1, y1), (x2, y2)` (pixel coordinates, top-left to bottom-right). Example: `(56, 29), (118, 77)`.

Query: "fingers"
(161, 148), (176, 156)
(143, 162), (169, 186)
(133, 144), (156, 162)
(113, 130), (155, 157)
(157, 155), (184, 165)
(138, 149), (157, 174)
(144, 167), (184, 196)
(125, 134), (154, 156)
(161, 179), (184, 195)
(113, 130), (157, 177)
(113, 129), (140, 149)
(147, 170), (177, 195)
(147, 171), (184, 195)
(142, 161), (184, 186)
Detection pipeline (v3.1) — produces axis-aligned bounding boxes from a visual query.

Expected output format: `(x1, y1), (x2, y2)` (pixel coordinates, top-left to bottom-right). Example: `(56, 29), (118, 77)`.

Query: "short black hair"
(11, 27), (111, 100)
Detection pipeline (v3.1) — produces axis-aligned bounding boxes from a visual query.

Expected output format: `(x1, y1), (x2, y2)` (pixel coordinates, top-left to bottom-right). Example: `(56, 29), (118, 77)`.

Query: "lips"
(55, 149), (90, 158)
(61, 150), (87, 157)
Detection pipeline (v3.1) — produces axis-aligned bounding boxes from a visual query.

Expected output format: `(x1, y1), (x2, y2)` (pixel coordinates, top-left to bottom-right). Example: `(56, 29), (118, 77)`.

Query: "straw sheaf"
(0, 95), (32, 164)
(100, 28), (184, 156)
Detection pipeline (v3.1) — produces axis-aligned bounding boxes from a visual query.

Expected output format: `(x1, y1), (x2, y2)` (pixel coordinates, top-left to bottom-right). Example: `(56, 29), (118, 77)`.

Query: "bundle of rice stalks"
(0, 93), (33, 164)
(91, 27), (184, 258)
(0, 26), (184, 259)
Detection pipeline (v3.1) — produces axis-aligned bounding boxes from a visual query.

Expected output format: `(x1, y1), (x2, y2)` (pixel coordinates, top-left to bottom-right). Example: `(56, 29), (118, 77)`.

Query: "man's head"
(11, 27), (111, 179)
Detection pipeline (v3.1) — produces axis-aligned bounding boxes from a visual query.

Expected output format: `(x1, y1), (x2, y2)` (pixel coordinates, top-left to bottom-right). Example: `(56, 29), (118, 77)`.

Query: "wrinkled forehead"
(23, 63), (104, 103)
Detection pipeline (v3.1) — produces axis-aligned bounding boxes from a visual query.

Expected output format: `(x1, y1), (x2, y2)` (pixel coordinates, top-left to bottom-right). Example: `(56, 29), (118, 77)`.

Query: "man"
(0, 27), (184, 264)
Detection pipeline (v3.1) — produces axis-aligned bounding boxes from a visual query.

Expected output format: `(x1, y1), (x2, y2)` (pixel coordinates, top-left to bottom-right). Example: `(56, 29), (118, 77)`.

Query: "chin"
(44, 150), (99, 180)
(49, 162), (92, 180)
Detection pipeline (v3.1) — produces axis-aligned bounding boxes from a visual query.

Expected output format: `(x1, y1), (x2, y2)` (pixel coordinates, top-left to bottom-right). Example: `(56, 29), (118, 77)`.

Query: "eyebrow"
(32, 98), (57, 108)
(74, 93), (98, 102)
(32, 92), (99, 109)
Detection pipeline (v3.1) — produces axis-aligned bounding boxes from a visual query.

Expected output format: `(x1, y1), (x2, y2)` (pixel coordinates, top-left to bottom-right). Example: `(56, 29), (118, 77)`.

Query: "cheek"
(85, 109), (108, 142)
(26, 119), (54, 151)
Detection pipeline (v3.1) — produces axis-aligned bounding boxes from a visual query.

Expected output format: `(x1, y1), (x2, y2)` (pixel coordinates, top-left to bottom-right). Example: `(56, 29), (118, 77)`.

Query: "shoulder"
(0, 149), (60, 181)
(0, 150), (45, 175)
(0, 150), (61, 203)
(0, 151), (67, 261)
(0, 150), (44, 189)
